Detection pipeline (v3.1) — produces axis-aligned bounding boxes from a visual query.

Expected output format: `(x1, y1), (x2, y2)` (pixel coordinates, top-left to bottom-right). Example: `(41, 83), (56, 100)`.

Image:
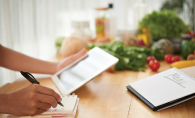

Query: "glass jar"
(70, 21), (93, 41)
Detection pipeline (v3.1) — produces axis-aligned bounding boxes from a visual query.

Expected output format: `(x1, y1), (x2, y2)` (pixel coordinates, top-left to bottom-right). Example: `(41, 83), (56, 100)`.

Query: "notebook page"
(130, 68), (195, 107)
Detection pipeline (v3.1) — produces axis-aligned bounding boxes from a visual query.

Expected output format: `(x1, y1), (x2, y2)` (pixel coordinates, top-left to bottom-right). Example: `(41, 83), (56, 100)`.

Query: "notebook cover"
(126, 85), (195, 111)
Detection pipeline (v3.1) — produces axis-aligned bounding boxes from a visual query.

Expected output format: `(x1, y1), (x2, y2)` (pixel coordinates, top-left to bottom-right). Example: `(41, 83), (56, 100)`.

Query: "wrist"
(0, 93), (11, 114)
(52, 62), (59, 74)
(37, 61), (58, 74)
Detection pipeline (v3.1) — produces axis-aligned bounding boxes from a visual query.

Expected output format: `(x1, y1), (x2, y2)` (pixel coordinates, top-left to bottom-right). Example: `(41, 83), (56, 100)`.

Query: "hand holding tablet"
(51, 47), (119, 96)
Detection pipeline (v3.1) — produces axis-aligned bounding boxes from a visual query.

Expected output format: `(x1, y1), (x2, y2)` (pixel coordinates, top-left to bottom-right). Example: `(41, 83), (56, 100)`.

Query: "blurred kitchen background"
(0, 0), (194, 86)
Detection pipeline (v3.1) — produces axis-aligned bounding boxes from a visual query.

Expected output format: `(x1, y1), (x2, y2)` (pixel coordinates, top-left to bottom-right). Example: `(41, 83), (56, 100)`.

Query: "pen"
(20, 71), (64, 107)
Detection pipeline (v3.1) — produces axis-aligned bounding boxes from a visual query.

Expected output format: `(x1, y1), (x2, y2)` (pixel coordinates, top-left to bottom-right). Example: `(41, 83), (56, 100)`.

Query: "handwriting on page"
(164, 73), (187, 88)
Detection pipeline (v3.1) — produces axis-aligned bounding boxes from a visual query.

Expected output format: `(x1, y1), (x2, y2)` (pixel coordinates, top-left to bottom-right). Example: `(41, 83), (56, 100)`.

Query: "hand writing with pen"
(0, 44), (86, 116)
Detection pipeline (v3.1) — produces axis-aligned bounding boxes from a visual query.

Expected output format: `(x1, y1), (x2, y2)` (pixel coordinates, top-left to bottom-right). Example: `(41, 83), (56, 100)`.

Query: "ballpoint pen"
(20, 71), (64, 107)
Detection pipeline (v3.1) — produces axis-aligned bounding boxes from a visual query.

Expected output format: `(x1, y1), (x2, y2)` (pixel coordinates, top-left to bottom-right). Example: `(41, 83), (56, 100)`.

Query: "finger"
(77, 48), (86, 55)
(68, 48), (86, 60)
(63, 48), (86, 65)
(56, 48), (86, 72)
(36, 101), (52, 109)
(35, 92), (58, 108)
(35, 85), (62, 102)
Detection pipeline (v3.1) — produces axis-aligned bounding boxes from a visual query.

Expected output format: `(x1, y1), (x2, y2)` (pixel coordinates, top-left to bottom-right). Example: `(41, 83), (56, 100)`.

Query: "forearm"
(0, 45), (58, 74)
(0, 93), (10, 114)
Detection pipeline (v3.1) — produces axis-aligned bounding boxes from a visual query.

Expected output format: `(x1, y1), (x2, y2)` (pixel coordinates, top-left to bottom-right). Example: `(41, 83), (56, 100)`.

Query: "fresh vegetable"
(61, 37), (88, 58)
(186, 31), (195, 37)
(170, 60), (195, 69)
(151, 39), (174, 54)
(139, 10), (189, 40)
(146, 56), (157, 63)
(88, 41), (164, 71)
(103, 46), (148, 71)
(187, 51), (195, 60)
(164, 54), (173, 63)
(149, 60), (160, 71)
(137, 28), (150, 46)
(171, 56), (180, 63)
(181, 39), (195, 59)
(151, 47), (165, 61)
(127, 38), (146, 46)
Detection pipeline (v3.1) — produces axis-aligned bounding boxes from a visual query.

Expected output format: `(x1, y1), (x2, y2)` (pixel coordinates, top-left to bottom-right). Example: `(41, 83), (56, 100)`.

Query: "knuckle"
(29, 92), (36, 99)
(29, 102), (36, 108)
(30, 84), (38, 91)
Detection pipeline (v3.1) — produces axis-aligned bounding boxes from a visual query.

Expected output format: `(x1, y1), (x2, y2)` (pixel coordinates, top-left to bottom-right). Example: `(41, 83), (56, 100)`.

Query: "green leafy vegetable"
(139, 10), (189, 40)
(88, 41), (164, 71)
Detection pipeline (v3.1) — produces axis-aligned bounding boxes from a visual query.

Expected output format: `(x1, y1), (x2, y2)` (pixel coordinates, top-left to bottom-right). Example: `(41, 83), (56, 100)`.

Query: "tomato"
(146, 56), (157, 63)
(171, 56), (180, 63)
(149, 60), (160, 71)
(164, 54), (173, 63)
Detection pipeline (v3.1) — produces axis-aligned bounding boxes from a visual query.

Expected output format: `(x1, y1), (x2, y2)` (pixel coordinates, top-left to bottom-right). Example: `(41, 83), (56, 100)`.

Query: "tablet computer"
(51, 47), (119, 96)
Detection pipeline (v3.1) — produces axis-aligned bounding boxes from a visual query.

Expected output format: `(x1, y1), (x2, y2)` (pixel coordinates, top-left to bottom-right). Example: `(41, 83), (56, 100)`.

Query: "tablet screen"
(57, 49), (115, 91)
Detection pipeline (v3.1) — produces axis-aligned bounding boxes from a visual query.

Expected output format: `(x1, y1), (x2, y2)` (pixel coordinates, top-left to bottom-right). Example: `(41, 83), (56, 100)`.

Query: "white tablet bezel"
(51, 47), (119, 96)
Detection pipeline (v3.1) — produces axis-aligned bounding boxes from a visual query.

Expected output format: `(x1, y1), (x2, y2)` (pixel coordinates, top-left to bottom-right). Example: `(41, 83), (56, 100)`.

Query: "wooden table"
(1, 60), (195, 118)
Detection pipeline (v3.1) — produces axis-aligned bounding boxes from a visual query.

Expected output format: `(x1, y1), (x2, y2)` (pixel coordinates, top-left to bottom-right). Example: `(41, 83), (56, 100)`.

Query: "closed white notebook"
(130, 67), (195, 107)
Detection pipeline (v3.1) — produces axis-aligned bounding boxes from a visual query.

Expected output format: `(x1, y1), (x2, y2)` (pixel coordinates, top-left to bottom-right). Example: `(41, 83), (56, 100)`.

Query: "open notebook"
(7, 95), (78, 118)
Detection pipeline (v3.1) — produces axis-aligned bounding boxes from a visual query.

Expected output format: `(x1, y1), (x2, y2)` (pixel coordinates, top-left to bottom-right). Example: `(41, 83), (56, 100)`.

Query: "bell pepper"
(181, 39), (195, 59)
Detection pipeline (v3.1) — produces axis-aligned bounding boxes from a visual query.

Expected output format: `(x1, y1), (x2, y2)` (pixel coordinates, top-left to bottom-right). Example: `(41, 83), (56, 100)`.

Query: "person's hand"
(56, 48), (86, 72)
(5, 84), (62, 116)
